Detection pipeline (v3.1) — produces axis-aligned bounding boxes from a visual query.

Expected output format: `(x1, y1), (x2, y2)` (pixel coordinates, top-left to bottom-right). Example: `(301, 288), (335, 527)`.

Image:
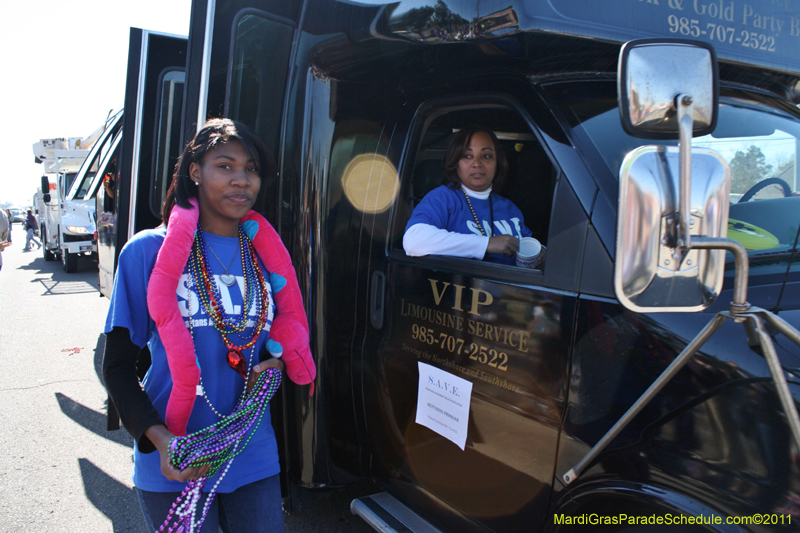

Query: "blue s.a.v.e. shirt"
(105, 226), (279, 493)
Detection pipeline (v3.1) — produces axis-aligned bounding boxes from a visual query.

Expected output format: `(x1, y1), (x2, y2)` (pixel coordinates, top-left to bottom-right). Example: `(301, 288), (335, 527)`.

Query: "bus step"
(350, 493), (443, 533)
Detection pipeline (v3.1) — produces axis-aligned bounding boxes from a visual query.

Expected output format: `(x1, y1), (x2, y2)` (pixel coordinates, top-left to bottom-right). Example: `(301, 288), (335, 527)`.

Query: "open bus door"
(96, 28), (186, 298)
(181, 5), (581, 526)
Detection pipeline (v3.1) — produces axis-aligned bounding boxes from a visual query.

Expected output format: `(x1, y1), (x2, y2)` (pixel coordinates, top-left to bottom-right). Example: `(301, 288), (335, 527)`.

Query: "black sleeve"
(102, 326), (164, 454)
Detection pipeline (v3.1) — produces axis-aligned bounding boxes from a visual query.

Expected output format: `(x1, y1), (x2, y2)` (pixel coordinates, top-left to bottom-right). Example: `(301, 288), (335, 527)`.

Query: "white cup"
(515, 237), (542, 269)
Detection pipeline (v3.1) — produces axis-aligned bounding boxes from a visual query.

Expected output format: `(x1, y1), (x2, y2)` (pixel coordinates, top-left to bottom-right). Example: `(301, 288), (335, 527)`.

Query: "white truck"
(33, 115), (116, 272)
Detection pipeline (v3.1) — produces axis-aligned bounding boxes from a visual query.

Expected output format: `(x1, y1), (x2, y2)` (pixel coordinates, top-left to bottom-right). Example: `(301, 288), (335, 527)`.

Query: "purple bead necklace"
(156, 367), (282, 533)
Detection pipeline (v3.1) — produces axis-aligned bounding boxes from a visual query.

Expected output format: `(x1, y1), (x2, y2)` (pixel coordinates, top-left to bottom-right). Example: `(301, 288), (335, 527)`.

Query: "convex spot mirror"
(619, 39), (718, 139)
(615, 39), (730, 313)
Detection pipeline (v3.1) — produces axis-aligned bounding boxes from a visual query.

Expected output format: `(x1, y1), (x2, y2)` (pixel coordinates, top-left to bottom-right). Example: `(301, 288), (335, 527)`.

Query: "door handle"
(370, 270), (385, 329)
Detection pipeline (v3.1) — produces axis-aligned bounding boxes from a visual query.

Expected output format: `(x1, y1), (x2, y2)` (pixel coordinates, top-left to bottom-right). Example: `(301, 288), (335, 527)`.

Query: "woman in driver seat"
(404, 124), (532, 265)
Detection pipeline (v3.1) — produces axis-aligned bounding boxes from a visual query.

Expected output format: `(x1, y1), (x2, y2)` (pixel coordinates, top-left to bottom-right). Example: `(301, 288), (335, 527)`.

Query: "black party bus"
(80, 1), (800, 531)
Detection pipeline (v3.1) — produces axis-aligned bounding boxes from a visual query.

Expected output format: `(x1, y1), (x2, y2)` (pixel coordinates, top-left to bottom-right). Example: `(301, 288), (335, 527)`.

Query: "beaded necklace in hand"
(187, 223), (270, 379)
(159, 368), (282, 533)
(461, 187), (493, 237)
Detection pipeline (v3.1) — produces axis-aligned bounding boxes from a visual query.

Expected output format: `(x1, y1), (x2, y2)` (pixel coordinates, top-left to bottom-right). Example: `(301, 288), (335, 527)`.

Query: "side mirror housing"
(619, 39), (718, 139)
(40, 175), (51, 204)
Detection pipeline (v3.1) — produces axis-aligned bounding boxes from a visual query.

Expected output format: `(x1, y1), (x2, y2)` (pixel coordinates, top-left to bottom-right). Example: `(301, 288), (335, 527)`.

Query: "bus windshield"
(547, 81), (800, 259)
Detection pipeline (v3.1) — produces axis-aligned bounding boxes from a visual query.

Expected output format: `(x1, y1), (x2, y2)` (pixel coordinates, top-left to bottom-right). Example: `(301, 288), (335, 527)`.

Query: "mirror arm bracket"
(566, 236), (761, 488)
(677, 94), (693, 258)
(563, 304), (800, 487)
(690, 237), (750, 315)
(562, 312), (729, 487)
(565, 234), (800, 487)
(563, 300), (800, 490)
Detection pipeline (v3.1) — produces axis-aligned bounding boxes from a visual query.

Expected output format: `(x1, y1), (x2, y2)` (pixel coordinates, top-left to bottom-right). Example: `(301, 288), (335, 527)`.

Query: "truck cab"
(33, 137), (93, 269)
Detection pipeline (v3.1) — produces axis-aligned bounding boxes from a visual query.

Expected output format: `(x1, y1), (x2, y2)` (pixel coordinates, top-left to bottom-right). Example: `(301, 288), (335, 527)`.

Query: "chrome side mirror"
(619, 39), (718, 139)
(615, 39), (729, 312)
(616, 146), (729, 311)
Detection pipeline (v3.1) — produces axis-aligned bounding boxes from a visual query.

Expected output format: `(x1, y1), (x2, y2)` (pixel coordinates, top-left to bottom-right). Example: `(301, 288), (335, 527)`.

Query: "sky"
(0, 0), (193, 207)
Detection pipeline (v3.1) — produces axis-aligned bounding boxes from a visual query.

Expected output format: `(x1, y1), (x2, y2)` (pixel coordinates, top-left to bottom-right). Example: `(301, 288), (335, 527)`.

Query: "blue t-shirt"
(406, 185), (532, 265)
(104, 226), (280, 493)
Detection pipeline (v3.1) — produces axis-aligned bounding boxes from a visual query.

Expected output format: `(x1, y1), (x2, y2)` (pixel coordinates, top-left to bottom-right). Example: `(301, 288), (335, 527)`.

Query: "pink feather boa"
(146, 199), (315, 436)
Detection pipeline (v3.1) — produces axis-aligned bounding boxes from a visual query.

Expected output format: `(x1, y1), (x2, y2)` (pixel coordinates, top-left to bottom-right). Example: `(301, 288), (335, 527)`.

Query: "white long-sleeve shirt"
(403, 185), (492, 259)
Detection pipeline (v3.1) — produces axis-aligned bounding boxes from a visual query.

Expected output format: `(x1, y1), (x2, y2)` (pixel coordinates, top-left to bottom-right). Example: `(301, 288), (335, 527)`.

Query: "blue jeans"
(24, 228), (40, 250)
(136, 474), (285, 533)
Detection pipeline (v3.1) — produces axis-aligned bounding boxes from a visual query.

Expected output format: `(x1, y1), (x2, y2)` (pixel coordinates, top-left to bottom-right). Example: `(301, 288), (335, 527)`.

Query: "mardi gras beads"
(157, 368), (282, 533)
(188, 224), (271, 378)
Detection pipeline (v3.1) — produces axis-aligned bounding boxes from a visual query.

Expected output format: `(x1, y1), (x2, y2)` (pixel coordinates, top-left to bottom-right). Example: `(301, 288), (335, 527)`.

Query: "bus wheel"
(62, 250), (78, 273)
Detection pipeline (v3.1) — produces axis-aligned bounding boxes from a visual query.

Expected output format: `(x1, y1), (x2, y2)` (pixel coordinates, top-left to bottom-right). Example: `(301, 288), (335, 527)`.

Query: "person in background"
(0, 209), (10, 271)
(5, 209), (12, 243)
(403, 124), (532, 265)
(23, 209), (41, 251)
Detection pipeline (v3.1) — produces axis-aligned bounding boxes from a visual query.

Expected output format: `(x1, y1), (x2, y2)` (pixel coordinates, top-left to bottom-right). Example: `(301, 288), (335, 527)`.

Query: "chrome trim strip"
(128, 30), (150, 241)
(197, 0), (216, 133)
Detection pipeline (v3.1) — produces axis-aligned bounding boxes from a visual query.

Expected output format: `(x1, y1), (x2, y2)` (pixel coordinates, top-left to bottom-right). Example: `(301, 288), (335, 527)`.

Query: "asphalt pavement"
(0, 232), (379, 533)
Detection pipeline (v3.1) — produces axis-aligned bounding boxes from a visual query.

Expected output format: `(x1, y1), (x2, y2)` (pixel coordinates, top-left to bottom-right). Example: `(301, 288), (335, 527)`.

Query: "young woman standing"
(103, 118), (314, 532)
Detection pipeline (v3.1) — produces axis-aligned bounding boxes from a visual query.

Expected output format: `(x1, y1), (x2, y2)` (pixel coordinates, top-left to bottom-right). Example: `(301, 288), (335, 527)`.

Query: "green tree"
(729, 145), (773, 194)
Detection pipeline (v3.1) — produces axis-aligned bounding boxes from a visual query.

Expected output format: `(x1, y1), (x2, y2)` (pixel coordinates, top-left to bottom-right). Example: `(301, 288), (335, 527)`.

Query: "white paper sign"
(415, 362), (473, 450)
